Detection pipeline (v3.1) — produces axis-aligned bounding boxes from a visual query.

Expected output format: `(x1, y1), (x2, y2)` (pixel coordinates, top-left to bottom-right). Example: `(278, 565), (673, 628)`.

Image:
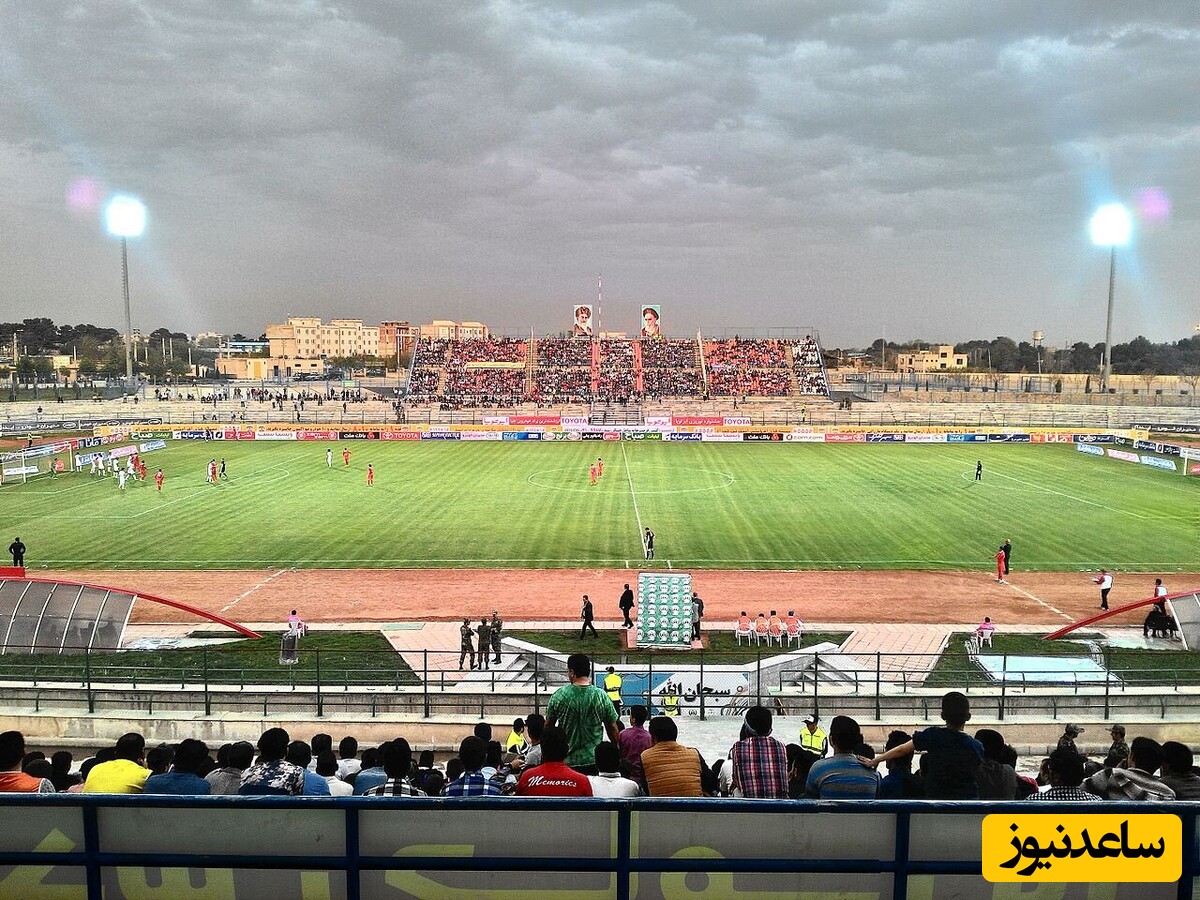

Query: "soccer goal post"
(0, 442), (74, 485)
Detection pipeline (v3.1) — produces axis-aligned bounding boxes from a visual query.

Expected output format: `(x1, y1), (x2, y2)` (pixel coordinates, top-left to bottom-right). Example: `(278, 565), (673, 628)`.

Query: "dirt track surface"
(45, 568), (1200, 630)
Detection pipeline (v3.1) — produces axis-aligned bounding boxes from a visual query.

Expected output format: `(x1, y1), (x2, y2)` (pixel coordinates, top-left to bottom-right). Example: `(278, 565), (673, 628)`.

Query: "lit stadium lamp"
(104, 195), (147, 386)
(1089, 203), (1131, 391)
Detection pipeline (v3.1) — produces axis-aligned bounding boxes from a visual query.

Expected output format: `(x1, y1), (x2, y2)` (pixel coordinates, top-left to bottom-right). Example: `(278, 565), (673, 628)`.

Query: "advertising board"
(1076, 443), (1105, 456)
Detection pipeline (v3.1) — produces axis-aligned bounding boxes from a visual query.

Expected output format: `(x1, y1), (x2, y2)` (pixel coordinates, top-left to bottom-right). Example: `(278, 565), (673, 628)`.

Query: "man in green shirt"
(546, 653), (620, 774)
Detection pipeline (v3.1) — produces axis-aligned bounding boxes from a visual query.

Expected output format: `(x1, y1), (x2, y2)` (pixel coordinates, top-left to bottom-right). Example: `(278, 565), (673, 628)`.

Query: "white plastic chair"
(734, 621), (753, 645)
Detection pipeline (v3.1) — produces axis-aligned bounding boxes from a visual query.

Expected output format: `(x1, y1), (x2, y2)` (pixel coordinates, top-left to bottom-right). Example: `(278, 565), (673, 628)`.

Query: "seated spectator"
(483, 741), (517, 792)
(1084, 736), (1176, 801)
(640, 716), (705, 797)
(786, 745), (820, 799)
(443, 758), (465, 788)
(337, 736), (362, 780)
(314, 751), (351, 796)
(444, 736), (504, 797)
(973, 729), (1017, 800)
(24, 758), (52, 783)
(83, 733), (149, 794)
(877, 731), (922, 799)
(0, 731), (55, 793)
(207, 741), (254, 795)
(364, 739), (425, 797)
(867, 692), (982, 799)
(1102, 724), (1130, 769)
(474, 723), (493, 743)
(974, 617), (995, 642)
(588, 742), (642, 798)
(412, 751), (445, 797)
(144, 739), (212, 795)
(522, 714), (546, 770)
(1160, 742), (1200, 800)
(505, 718), (528, 756)
(730, 706), (789, 799)
(617, 705), (652, 785)
(352, 744), (389, 796)
(1029, 748), (1100, 802)
(146, 745), (174, 777)
(239, 728), (306, 796)
(515, 726), (592, 797)
(310, 733), (333, 771)
(49, 751), (80, 792)
(69, 752), (110, 794)
(805, 716), (879, 799)
(286, 741), (331, 796)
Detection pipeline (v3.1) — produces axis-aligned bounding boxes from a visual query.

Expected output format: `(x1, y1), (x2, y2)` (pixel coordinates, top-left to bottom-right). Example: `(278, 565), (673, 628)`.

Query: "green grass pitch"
(2, 441), (1195, 571)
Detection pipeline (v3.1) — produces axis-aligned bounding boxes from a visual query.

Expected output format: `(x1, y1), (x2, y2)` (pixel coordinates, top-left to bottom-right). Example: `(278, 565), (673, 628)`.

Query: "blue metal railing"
(0, 796), (1194, 900)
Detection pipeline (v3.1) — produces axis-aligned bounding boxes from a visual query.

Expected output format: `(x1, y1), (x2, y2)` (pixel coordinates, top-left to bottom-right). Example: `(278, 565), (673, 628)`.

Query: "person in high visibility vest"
(661, 682), (680, 717)
(800, 714), (827, 757)
(604, 666), (623, 715)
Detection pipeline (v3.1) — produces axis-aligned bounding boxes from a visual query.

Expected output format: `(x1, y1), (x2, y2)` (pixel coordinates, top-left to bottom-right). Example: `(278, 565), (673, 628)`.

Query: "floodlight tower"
(1088, 203), (1131, 392)
(104, 195), (147, 385)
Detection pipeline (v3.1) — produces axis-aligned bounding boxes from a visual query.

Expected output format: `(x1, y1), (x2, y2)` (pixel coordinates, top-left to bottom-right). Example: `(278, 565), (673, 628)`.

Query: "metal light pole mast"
(121, 236), (133, 381)
(1101, 245), (1115, 391)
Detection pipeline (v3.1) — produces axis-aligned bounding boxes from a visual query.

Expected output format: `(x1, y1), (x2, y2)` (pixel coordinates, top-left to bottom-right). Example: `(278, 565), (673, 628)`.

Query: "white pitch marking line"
(1003, 579), (1072, 621)
(221, 567), (295, 612)
(988, 470), (1156, 521)
(620, 442), (646, 557)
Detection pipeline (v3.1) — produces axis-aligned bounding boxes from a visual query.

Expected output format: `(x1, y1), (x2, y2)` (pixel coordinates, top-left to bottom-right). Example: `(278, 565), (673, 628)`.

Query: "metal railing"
(3, 645), (1198, 721)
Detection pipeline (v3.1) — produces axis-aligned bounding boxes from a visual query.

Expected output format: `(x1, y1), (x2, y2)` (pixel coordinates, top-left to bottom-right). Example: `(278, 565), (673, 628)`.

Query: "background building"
(265, 317), (382, 360)
(894, 344), (968, 372)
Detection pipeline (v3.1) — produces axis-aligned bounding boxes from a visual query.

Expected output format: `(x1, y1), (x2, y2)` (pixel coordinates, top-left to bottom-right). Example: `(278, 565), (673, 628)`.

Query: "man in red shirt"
(0, 731), (55, 793)
(342, 447), (351, 467)
(994, 546), (1006, 584)
(154, 468), (164, 492)
(515, 726), (592, 797)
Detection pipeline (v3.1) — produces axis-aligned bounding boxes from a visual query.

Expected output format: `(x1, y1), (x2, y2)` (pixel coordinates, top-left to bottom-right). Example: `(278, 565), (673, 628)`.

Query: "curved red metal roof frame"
(1042, 587), (1199, 641)
(15, 576), (261, 639)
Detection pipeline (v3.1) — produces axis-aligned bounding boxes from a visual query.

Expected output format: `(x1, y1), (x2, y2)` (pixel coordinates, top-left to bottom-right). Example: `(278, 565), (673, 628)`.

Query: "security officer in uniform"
(661, 682), (680, 717)
(800, 714), (827, 757)
(603, 666), (623, 715)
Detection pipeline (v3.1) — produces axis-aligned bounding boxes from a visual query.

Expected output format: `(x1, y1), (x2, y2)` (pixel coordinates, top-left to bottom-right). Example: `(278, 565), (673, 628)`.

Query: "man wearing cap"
(1057, 724), (1085, 759)
(1102, 725), (1129, 769)
(800, 715), (827, 757)
(489, 610), (503, 664)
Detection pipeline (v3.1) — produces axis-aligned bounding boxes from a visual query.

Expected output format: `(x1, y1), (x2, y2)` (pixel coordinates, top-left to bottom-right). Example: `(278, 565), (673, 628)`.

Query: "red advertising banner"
(824, 433), (866, 443)
(1190, 464), (1200, 476)
(672, 416), (724, 426)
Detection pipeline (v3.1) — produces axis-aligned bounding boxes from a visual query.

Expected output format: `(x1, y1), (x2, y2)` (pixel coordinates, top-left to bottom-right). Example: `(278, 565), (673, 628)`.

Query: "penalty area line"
(221, 567), (295, 613)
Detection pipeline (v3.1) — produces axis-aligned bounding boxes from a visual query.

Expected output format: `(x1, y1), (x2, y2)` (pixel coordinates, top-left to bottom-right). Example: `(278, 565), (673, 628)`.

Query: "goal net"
(0, 441), (74, 485)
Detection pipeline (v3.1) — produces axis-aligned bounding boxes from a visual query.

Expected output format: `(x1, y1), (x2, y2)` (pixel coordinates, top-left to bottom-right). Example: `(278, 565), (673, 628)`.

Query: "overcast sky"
(2, 1), (1197, 347)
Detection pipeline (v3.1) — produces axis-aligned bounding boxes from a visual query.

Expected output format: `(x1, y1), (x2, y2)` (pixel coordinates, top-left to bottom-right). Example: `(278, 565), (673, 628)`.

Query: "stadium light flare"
(103, 195), (147, 384)
(1089, 203), (1131, 392)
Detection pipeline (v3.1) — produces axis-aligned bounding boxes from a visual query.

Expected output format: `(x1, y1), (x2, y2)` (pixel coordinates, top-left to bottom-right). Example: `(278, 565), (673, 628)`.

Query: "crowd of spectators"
(599, 341), (634, 365)
(642, 368), (702, 397)
(537, 339), (593, 368)
(707, 368), (791, 397)
(795, 371), (828, 395)
(3, 676), (1192, 804)
(532, 368), (593, 403)
(446, 338), (526, 365)
(791, 339), (822, 368)
(443, 370), (527, 404)
(704, 339), (789, 369)
(641, 339), (697, 368)
(595, 369), (635, 403)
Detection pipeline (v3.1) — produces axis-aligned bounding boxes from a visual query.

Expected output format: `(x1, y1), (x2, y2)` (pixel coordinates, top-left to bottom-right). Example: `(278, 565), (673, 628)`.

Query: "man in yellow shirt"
(83, 733), (149, 793)
(800, 714), (828, 757)
(604, 667), (623, 715)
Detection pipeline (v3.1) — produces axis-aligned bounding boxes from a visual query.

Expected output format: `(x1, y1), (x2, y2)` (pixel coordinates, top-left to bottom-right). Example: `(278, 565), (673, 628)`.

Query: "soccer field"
(1, 441), (1195, 571)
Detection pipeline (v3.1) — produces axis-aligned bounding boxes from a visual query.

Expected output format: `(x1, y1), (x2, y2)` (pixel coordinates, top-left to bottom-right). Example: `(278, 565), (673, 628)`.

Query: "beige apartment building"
(266, 317), (382, 360)
(418, 320), (488, 340)
(894, 344), (968, 372)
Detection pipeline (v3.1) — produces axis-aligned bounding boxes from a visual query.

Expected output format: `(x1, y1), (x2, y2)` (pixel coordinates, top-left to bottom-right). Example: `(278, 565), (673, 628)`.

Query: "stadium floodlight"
(104, 195), (147, 385)
(1089, 203), (1131, 391)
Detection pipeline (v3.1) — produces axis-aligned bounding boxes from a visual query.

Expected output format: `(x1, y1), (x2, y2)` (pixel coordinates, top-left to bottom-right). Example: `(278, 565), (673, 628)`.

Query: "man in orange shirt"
(154, 468), (164, 492)
(0, 731), (55, 793)
(994, 546), (1006, 584)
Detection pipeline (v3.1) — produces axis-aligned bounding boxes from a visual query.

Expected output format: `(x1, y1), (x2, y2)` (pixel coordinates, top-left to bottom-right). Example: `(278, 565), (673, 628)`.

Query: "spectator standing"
(207, 742), (254, 795)
(1001, 539), (1012, 575)
(475, 618), (492, 671)
(579, 595), (597, 640)
(1084, 736), (1175, 801)
(690, 593), (703, 641)
(83, 733), (149, 794)
(640, 717), (705, 797)
(866, 692), (983, 800)
(144, 740), (212, 795)
(8, 537), (25, 567)
(603, 667), (623, 715)
(1057, 724), (1086, 759)
(1160, 742), (1200, 800)
(618, 705), (653, 785)
(364, 739), (425, 797)
(1103, 725), (1130, 769)
(444, 737), (504, 797)
(240, 728), (306, 796)
(730, 706), (789, 799)
(516, 727), (593, 797)
(545, 654), (620, 775)
(458, 619), (476, 671)
(588, 742), (642, 798)
(0, 732), (54, 793)
(1028, 749), (1100, 802)
(799, 715), (828, 757)
(805, 716), (880, 799)
(489, 610), (503, 664)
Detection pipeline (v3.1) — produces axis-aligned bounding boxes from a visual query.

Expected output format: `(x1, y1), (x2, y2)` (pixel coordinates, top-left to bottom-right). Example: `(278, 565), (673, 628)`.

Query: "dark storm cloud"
(1, 1), (1196, 344)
